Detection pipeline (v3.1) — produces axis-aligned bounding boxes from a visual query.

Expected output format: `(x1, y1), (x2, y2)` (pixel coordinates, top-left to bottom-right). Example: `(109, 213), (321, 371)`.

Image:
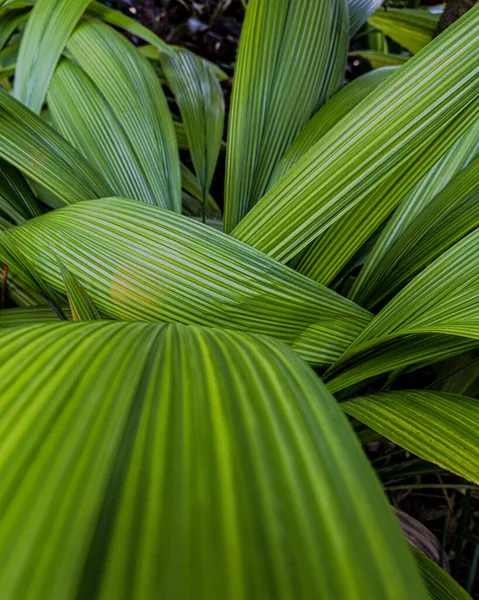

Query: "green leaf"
(0, 321), (427, 599)
(412, 547), (473, 600)
(160, 48), (224, 218)
(0, 305), (64, 326)
(47, 58), (171, 207)
(349, 50), (409, 68)
(0, 197), (372, 367)
(224, 0), (349, 232)
(348, 0), (383, 37)
(349, 130), (479, 308)
(0, 6), (28, 52)
(231, 6), (479, 262)
(13, 0), (90, 113)
(0, 158), (41, 221)
(0, 88), (112, 204)
(270, 66), (399, 186)
(326, 226), (479, 391)
(295, 111), (479, 286)
(66, 19), (181, 212)
(369, 8), (438, 54)
(343, 390), (479, 483)
(56, 257), (100, 321)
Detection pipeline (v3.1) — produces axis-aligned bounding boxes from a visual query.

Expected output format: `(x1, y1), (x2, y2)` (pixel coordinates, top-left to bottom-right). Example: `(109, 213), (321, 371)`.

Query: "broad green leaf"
(0, 88), (112, 203)
(343, 390), (479, 483)
(0, 321), (427, 599)
(270, 66), (399, 186)
(369, 8), (438, 54)
(295, 110), (479, 286)
(47, 58), (170, 207)
(66, 19), (181, 212)
(0, 198), (372, 367)
(161, 48), (224, 220)
(349, 50), (409, 68)
(0, 305), (64, 326)
(350, 132), (479, 308)
(56, 258), (100, 321)
(224, 0), (349, 232)
(412, 547), (473, 600)
(348, 0), (383, 37)
(231, 7), (479, 262)
(13, 0), (90, 113)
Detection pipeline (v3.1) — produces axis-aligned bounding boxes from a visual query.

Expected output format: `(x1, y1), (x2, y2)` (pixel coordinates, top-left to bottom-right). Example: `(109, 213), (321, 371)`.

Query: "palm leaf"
(369, 8), (438, 54)
(66, 19), (181, 211)
(348, 0), (383, 37)
(47, 58), (171, 207)
(0, 305), (64, 326)
(0, 197), (372, 367)
(161, 48), (224, 220)
(270, 66), (399, 186)
(343, 390), (479, 483)
(293, 107), (479, 285)
(350, 129), (479, 307)
(56, 257), (100, 321)
(0, 88), (112, 203)
(13, 0), (90, 113)
(231, 6), (479, 262)
(0, 159), (41, 222)
(0, 321), (427, 599)
(412, 547), (473, 600)
(224, 0), (349, 232)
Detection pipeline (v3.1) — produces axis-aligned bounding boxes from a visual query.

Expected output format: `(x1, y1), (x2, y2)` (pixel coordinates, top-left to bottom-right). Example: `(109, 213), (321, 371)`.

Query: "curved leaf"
(369, 8), (438, 54)
(231, 6), (479, 262)
(160, 48), (224, 217)
(56, 257), (100, 321)
(13, 0), (90, 113)
(350, 131), (479, 308)
(0, 158), (41, 222)
(412, 547), (473, 600)
(343, 390), (479, 483)
(0, 88), (112, 203)
(0, 321), (427, 599)
(0, 305), (64, 326)
(0, 198), (372, 367)
(224, 0), (349, 232)
(66, 19), (181, 211)
(47, 58), (169, 207)
(348, 0), (383, 37)
(294, 107), (479, 286)
(270, 66), (399, 186)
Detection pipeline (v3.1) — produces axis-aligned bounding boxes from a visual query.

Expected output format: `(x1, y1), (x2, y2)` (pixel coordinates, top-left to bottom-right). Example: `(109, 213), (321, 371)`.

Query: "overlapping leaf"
(369, 8), (438, 54)
(224, 0), (349, 232)
(270, 66), (399, 186)
(66, 19), (181, 211)
(0, 321), (426, 599)
(0, 88), (112, 203)
(294, 107), (479, 285)
(13, 0), (90, 113)
(348, 0), (383, 37)
(0, 198), (372, 366)
(343, 390), (479, 483)
(231, 7), (479, 262)
(350, 126), (479, 307)
(160, 48), (224, 218)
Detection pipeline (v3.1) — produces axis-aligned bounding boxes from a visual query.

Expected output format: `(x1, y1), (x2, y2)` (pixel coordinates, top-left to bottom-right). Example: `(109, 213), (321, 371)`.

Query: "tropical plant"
(0, 0), (478, 598)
